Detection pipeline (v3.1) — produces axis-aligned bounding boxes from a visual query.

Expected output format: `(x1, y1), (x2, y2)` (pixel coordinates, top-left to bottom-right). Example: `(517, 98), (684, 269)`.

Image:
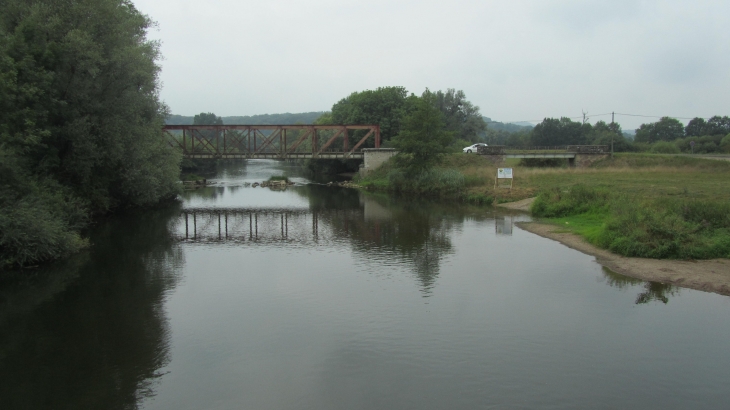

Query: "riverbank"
(518, 221), (730, 296)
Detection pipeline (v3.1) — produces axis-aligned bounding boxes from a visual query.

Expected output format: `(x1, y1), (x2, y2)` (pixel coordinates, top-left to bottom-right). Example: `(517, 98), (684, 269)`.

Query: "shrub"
(721, 134), (730, 152)
(531, 184), (730, 259)
(531, 185), (610, 218)
(650, 141), (680, 154)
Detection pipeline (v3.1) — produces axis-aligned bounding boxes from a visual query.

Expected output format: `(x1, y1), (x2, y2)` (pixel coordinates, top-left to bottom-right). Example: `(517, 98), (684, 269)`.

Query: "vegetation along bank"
(0, 0), (181, 269)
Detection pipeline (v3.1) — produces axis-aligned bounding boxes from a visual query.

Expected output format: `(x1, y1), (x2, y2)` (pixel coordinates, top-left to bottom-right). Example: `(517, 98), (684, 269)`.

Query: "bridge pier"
(360, 148), (398, 176)
(573, 153), (609, 167)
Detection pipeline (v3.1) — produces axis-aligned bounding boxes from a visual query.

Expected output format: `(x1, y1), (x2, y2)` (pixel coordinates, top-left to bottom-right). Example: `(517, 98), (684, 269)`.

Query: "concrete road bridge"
(477, 145), (610, 166)
(164, 124), (381, 159)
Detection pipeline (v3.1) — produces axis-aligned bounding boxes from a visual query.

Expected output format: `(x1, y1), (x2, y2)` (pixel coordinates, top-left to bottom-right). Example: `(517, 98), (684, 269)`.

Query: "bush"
(531, 184), (610, 218)
(720, 134), (730, 152)
(675, 135), (725, 153)
(650, 141), (680, 154)
(0, 176), (90, 268)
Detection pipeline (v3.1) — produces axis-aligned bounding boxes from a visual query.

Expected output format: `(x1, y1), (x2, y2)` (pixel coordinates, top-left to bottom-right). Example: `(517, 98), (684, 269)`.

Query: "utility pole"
(610, 111), (615, 158)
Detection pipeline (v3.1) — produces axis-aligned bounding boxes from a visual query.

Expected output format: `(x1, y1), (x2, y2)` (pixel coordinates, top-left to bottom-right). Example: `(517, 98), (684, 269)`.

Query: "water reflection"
(495, 215), (514, 235)
(0, 206), (183, 409)
(601, 266), (679, 304)
(175, 183), (504, 297)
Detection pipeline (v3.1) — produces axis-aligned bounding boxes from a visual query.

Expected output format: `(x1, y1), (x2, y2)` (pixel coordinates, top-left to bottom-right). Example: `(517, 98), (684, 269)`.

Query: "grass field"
(447, 153), (730, 204)
(359, 153), (730, 259)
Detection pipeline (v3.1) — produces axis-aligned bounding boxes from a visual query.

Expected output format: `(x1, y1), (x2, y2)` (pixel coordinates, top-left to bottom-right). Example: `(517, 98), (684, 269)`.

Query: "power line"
(486, 112), (712, 125)
(614, 113), (704, 120)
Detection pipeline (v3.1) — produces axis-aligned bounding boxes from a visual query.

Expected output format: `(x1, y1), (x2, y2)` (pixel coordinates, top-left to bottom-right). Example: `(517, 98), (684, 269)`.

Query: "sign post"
(495, 168), (514, 190)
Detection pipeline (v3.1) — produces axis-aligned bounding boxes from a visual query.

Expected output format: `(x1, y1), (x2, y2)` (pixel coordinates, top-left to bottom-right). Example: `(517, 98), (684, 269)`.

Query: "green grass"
(531, 184), (730, 259)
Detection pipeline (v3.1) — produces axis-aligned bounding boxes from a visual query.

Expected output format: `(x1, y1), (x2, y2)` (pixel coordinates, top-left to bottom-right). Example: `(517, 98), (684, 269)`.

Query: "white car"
(462, 143), (488, 153)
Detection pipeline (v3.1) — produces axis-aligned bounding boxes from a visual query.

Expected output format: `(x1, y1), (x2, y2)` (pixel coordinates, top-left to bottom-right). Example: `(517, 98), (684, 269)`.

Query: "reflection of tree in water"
(601, 267), (679, 304)
(0, 204), (184, 409)
(299, 188), (469, 296)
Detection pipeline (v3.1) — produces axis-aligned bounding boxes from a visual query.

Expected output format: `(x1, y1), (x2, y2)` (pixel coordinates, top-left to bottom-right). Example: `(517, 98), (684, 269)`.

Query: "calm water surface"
(1, 160), (729, 409)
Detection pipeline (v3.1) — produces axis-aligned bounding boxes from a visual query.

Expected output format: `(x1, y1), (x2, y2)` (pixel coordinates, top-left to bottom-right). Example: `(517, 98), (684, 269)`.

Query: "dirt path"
(517, 222), (730, 297)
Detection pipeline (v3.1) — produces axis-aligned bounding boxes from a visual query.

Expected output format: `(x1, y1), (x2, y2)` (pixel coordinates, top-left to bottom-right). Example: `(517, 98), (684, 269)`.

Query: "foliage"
(685, 116), (730, 137)
(722, 134), (730, 152)
(193, 112), (223, 125)
(674, 135), (725, 154)
(448, 138), (472, 153)
(385, 168), (465, 196)
(0, 0), (180, 268)
(531, 185), (610, 218)
(635, 117), (685, 143)
(330, 86), (415, 144)
(391, 91), (455, 173)
(650, 141), (680, 154)
(167, 112), (326, 125)
(431, 89), (487, 142)
(530, 117), (592, 146)
(483, 117), (533, 133)
(590, 130), (633, 152)
(532, 184), (730, 259)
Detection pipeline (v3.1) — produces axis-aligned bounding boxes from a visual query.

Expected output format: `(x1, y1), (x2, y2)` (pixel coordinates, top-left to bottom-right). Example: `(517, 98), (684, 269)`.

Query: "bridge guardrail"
(477, 145), (609, 155)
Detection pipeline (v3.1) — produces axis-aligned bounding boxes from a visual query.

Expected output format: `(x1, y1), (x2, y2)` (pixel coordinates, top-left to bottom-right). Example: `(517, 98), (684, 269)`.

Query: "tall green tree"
(685, 117), (708, 137)
(193, 112), (223, 125)
(392, 90), (454, 173)
(706, 116), (730, 136)
(432, 89), (487, 143)
(530, 117), (591, 146)
(330, 86), (416, 144)
(0, 0), (180, 268)
(635, 117), (684, 143)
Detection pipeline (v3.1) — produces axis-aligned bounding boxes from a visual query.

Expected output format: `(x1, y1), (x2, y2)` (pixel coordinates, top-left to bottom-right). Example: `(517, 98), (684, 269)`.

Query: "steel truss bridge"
(164, 124), (381, 159)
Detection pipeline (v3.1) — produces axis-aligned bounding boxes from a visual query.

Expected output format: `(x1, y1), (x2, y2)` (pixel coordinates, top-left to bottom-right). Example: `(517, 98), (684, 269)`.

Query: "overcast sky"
(134, 0), (729, 129)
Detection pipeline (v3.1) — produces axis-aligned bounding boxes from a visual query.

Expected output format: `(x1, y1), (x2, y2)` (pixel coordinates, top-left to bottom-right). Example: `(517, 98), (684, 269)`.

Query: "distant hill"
(166, 112), (326, 125)
(483, 117), (533, 133)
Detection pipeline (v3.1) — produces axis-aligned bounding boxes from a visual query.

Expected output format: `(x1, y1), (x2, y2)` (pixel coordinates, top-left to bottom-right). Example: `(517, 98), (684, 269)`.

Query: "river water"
(1, 160), (729, 409)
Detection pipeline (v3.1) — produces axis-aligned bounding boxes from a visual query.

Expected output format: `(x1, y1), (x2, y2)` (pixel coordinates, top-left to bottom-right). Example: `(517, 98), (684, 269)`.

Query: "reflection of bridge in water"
(176, 208), (365, 243)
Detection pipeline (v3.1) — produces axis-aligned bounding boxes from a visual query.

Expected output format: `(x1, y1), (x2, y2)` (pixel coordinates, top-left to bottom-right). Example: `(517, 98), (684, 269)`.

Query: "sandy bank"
(496, 197), (535, 211)
(517, 222), (730, 297)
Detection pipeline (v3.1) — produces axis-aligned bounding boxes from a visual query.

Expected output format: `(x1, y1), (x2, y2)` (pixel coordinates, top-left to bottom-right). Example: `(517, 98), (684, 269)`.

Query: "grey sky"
(135, 0), (730, 129)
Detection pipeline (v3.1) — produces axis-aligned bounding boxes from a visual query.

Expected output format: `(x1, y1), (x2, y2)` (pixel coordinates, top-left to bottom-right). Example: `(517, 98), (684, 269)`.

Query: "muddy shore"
(517, 222), (730, 297)
(497, 197), (730, 296)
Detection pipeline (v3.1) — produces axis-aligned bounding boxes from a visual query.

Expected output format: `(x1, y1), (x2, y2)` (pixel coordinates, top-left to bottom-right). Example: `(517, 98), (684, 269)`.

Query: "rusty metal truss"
(163, 124), (380, 159)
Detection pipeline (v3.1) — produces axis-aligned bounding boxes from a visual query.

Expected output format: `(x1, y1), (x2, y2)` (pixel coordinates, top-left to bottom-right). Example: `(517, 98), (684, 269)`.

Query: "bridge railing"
(478, 145), (609, 155)
(164, 124), (381, 159)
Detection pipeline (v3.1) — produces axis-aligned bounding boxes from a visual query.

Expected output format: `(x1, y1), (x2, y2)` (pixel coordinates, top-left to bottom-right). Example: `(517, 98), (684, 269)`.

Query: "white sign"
(497, 168), (513, 179)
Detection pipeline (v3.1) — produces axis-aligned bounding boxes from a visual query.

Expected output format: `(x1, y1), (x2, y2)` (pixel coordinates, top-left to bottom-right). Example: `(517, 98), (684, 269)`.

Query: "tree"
(635, 117), (684, 143)
(431, 89), (487, 142)
(193, 112), (223, 125)
(0, 0), (180, 267)
(530, 117), (591, 146)
(685, 117), (708, 137)
(392, 90), (454, 173)
(705, 116), (730, 136)
(330, 86), (416, 144)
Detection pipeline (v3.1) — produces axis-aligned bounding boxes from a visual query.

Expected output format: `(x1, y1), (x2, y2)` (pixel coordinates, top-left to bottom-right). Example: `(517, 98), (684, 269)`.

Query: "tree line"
(486, 115), (730, 154)
(0, 0), (180, 269)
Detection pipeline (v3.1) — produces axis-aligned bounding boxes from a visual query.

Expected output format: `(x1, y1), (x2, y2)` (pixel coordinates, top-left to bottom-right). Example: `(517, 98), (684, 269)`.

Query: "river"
(1, 160), (729, 409)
